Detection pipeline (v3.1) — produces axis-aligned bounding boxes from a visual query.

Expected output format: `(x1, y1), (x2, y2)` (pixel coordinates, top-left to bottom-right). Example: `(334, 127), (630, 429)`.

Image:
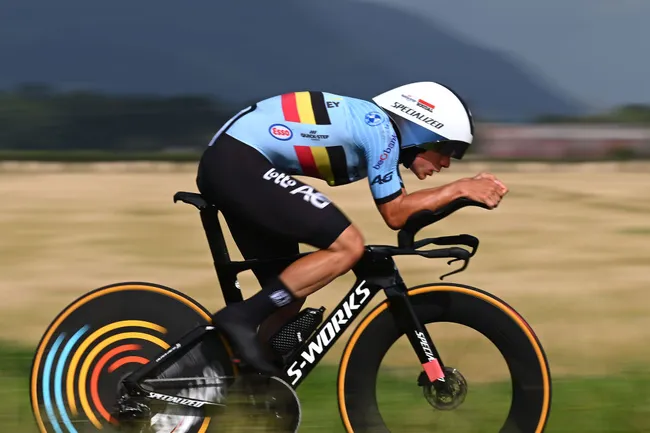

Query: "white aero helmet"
(372, 81), (475, 159)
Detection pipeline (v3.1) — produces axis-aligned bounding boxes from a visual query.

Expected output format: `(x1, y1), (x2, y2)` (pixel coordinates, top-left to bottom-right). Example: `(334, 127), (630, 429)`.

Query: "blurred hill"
(0, 0), (582, 121)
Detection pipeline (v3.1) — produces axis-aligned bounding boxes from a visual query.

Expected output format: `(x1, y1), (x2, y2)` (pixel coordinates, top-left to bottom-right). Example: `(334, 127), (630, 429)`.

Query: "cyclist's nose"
(441, 155), (451, 168)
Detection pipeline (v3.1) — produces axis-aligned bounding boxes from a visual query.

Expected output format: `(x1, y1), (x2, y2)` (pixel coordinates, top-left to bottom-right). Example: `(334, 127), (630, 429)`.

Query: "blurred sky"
(356, 0), (649, 111)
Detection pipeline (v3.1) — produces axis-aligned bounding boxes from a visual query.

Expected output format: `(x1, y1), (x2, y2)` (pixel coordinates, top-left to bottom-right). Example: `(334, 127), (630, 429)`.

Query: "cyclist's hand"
(473, 172), (499, 181)
(457, 175), (508, 209)
(472, 172), (508, 196)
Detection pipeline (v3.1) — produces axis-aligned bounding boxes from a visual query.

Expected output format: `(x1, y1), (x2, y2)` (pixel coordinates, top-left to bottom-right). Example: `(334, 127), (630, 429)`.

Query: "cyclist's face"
(409, 150), (451, 179)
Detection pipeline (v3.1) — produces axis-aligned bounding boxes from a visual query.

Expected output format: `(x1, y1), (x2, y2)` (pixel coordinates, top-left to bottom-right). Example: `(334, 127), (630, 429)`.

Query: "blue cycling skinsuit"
(219, 91), (403, 204)
(196, 91), (406, 283)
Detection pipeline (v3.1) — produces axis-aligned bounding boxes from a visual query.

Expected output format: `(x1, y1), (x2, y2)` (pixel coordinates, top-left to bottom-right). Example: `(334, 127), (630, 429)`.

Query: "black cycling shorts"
(196, 134), (352, 284)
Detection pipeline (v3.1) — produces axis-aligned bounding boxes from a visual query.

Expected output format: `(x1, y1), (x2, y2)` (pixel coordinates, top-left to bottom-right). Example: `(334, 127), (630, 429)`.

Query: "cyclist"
(196, 81), (508, 376)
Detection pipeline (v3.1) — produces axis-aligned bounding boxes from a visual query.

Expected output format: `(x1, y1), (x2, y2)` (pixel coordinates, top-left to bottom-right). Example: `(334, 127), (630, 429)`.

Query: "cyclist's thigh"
(198, 135), (351, 251)
(220, 208), (299, 286)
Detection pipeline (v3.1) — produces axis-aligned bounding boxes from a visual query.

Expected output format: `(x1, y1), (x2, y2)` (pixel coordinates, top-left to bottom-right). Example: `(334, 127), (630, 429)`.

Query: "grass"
(3, 342), (649, 432)
(619, 227), (650, 236)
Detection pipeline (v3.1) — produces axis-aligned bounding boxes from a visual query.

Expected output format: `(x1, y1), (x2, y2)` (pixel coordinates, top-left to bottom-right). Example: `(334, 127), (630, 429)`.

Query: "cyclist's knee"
(329, 225), (365, 267)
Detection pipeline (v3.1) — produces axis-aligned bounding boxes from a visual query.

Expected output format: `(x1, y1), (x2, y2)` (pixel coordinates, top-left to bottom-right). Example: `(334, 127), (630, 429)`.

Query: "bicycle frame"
(282, 251), (448, 388)
(120, 193), (487, 403)
(198, 193), (457, 388)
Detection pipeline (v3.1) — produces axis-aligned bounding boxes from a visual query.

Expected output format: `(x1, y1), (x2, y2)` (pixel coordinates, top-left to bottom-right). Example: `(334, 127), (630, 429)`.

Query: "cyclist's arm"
(369, 164), (465, 231)
(361, 126), (406, 227)
(358, 113), (464, 230)
(376, 171), (509, 229)
(376, 183), (464, 230)
(350, 102), (468, 230)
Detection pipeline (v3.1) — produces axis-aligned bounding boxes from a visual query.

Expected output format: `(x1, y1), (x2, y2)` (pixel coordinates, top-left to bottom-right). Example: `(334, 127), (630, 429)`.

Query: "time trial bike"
(30, 190), (552, 433)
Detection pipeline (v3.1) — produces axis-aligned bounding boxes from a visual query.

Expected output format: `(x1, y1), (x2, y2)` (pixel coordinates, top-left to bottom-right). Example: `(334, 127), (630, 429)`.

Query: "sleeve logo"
(364, 112), (384, 126)
(370, 172), (394, 185)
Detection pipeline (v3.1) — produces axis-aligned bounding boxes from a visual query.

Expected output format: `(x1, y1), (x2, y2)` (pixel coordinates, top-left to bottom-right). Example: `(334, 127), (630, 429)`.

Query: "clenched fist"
(455, 172), (509, 209)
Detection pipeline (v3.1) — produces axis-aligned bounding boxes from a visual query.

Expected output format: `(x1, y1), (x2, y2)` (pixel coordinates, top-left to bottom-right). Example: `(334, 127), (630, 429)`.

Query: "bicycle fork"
(384, 285), (450, 390)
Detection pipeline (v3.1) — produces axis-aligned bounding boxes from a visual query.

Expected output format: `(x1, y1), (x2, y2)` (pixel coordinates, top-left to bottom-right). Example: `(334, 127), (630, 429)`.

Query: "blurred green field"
(1, 161), (650, 431)
(2, 342), (649, 432)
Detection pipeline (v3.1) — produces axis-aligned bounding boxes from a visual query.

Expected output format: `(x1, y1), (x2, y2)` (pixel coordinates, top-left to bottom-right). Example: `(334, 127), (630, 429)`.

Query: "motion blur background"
(1, 1), (649, 432)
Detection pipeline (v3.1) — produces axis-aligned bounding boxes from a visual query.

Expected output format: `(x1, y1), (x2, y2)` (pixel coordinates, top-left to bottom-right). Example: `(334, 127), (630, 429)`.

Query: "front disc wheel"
(338, 283), (551, 432)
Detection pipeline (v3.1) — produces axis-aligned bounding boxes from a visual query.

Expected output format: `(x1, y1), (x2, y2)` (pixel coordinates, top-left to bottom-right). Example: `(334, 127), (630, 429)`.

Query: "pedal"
(223, 375), (302, 433)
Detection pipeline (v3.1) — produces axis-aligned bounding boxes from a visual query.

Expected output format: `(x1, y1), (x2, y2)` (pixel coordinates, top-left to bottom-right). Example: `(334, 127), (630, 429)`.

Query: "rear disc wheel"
(29, 281), (236, 433)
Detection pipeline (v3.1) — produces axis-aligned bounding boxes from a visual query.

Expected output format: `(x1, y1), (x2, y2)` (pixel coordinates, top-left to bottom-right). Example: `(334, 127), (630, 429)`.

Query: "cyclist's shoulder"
(331, 94), (383, 116)
(339, 97), (395, 146)
(333, 96), (389, 130)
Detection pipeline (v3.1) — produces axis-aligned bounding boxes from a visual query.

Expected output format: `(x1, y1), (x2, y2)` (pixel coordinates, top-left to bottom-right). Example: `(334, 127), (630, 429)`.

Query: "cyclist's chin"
(411, 169), (430, 180)
(410, 166), (428, 179)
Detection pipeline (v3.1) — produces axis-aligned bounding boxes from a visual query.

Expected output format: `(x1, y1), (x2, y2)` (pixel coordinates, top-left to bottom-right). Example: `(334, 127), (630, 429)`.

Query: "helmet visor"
(389, 114), (470, 160)
(421, 140), (470, 160)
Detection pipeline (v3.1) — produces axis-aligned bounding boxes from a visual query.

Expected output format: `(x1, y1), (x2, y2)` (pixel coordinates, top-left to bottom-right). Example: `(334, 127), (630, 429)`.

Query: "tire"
(29, 281), (237, 433)
(337, 283), (552, 433)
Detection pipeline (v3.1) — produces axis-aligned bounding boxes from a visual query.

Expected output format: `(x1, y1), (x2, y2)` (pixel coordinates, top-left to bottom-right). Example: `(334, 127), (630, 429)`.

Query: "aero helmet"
(372, 81), (474, 159)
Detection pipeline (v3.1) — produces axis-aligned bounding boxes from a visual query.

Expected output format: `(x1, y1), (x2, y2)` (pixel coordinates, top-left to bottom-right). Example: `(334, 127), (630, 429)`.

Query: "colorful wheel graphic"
(30, 282), (235, 433)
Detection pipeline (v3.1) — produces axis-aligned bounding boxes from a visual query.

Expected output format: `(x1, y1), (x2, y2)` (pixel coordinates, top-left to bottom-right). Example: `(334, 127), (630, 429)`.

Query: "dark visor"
(421, 140), (469, 160)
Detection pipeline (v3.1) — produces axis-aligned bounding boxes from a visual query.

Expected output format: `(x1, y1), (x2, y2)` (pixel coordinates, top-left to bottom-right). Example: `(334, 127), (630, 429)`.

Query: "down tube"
(281, 278), (383, 388)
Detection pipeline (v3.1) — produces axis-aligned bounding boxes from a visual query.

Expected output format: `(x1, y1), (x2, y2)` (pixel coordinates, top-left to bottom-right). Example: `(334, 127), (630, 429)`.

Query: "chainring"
(211, 375), (301, 433)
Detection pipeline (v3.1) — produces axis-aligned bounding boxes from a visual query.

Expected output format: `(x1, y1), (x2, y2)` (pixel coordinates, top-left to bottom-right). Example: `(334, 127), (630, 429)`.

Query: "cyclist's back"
(210, 90), (403, 203)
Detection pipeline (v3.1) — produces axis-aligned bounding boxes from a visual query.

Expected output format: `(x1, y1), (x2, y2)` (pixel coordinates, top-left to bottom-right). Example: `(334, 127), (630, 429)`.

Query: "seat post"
(198, 207), (244, 305)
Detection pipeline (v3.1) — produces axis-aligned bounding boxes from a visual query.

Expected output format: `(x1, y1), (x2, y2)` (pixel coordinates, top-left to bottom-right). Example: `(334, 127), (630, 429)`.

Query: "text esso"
(269, 124), (293, 140)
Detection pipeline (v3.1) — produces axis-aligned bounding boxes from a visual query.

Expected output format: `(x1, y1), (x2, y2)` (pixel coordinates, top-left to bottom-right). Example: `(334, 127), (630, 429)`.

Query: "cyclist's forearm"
(381, 182), (463, 230)
(401, 182), (464, 221)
